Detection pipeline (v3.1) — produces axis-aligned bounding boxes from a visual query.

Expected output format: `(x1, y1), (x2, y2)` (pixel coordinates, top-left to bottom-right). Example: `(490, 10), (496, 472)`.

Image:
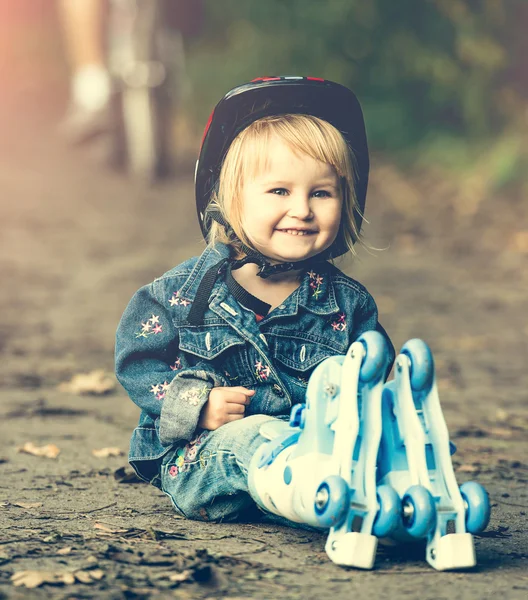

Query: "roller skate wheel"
(460, 481), (491, 534)
(401, 338), (434, 392)
(401, 485), (436, 538)
(373, 485), (402, 537)
(357, 330), (388, 383)
(314, 475), (351, 529)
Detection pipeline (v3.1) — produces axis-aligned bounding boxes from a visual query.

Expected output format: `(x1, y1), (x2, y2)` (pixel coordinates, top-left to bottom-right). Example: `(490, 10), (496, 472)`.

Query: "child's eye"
(312, 190), (332, 198)
(269, 188), (289, 196)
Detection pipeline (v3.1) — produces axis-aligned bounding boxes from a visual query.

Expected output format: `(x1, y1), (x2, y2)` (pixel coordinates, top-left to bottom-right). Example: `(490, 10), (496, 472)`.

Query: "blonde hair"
(206, 114), (363, 257)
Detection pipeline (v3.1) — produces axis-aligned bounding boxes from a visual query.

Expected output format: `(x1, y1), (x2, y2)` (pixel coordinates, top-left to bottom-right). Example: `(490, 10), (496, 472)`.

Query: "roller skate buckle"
(325, 532), (377, 570)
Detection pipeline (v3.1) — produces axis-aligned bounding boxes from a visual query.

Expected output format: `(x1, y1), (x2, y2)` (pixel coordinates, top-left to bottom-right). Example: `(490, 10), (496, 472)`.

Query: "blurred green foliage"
(185, 0), (526, 180)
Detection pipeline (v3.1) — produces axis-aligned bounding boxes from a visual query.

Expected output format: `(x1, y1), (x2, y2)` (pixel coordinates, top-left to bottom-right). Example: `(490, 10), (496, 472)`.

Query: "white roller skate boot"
(377, 339), (491, 571)
(248, 331), (401, 569)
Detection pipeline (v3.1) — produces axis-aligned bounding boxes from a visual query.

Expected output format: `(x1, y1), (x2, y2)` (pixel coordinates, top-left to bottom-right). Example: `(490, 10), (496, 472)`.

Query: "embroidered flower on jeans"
(175, 448), (186, 467)
(168, 432), (210, 477)
(189, 431), (209, 446)
(181, 384), (208, 406)
(330, 312), (347, 332)
(136, 315), (163, 338)
(168, 290), (192, 307)
(186, 446), (198, 461)
(307, 271), (323, 299)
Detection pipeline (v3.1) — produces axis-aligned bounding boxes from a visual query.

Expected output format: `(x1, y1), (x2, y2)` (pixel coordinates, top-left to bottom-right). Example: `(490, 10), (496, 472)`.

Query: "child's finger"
(228, 386), (255, 396)
(226, 402), (246, 415)
(225, 389), (254, 405)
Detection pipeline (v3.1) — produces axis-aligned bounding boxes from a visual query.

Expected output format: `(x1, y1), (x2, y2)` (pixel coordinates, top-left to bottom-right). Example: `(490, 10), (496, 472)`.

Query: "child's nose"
(287, 194), (313, 219)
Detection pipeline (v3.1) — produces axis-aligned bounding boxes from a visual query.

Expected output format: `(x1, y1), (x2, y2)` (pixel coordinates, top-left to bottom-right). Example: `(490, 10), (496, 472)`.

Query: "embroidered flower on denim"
(189, 431), (209, 446)
(175, 448), (186, 468)
(330, 312), (347, 332)
(186, 446), (198, 461)
(308, 271), (324, 299)
(181, 384), (208, 406)
(150, 381), (169, 400)
(170, 357), (182, 371)
(254, 360), (271, 381)
(168, 435), (210, 477)
(136, 315), (163, 338)
(168, 290), (192, 307)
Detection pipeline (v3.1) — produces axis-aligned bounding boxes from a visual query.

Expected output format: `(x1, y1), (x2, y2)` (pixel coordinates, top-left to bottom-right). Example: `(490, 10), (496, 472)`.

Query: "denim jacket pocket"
(269, 333), (347, 372)
(179, 325), (245, 358)
(178, 325), (252, 386)
(269, 333), (347, 399)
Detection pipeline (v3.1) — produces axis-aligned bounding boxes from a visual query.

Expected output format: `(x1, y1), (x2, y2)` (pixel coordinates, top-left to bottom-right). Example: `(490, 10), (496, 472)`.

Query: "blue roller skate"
(377, 339), (491, 570)
(248, 331), (401, 569)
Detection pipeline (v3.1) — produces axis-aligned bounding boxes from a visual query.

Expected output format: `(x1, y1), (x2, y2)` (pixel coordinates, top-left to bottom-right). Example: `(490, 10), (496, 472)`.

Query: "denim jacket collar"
(178, 243), (339, 321)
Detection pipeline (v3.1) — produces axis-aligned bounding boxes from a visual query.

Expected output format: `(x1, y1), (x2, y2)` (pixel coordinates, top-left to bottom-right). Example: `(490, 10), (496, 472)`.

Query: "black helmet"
(195, 76), (370, 260)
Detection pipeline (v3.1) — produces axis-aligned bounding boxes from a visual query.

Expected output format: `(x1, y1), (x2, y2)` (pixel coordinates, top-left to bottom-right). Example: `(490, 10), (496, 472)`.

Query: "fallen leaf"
(94, 522), (129, 535)
(43, 532), (62, 543)
(86, 569), (104, 581)
(58, 369), (115, 396)
(11, 501), (43, 510)
(62, 573), (75, 585)
(11, 569), (105, 588)
(92, 447), (124, 458)
(169, 569), (193, 583)
(11, 571), (55, 589)
(18, 442), (60, 459)
(457, 464), (480, 473)
(74, 571), (93, 584)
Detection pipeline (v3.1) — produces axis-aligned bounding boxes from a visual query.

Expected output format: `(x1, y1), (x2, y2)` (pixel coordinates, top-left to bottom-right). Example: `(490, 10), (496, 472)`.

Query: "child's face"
(240, 135), (342, 264)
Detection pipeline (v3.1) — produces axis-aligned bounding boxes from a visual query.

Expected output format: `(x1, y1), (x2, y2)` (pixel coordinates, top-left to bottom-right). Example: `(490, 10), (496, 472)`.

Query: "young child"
(115, 76), (394, 525)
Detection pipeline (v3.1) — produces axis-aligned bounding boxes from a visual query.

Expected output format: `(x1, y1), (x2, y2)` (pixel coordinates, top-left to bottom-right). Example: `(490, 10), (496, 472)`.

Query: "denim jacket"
(115, 243), (394, 483)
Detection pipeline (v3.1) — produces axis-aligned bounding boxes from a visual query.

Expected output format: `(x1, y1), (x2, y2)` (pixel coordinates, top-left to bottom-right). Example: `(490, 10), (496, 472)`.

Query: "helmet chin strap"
(209, 210), (326, 279)
(187, 210), (328, 326)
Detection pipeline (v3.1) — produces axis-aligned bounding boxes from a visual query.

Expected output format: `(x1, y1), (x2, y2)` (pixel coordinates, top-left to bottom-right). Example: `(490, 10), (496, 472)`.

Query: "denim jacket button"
(272, 384), (285, 397)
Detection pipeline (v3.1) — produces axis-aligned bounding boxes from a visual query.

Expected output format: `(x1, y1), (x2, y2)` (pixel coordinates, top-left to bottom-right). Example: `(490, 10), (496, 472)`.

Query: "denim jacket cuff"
(159, 368), (228, 446)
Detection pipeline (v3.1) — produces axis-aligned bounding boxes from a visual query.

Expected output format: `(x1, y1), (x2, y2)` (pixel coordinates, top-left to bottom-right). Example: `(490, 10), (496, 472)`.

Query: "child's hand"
(197, 386), (255, 430)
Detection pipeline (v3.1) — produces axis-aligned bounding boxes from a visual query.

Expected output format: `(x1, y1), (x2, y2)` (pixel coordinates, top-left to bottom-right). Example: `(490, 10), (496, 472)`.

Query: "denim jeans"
(160, 414), (279, 522)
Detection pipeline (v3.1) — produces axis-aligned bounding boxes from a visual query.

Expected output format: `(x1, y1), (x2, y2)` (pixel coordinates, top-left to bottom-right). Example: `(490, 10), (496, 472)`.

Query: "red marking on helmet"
(200, 109), (215, 148)
(251, 76), (281, 82)
(306, 77), (325, 82)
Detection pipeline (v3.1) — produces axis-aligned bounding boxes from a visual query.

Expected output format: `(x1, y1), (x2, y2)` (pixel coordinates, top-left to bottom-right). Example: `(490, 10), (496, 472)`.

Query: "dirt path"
(0, 114), (527, 599)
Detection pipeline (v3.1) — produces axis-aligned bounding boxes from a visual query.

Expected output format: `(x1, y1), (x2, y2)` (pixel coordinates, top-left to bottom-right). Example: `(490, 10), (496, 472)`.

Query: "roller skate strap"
(259, 419), (293, 440)
(257, 429), (301, 468)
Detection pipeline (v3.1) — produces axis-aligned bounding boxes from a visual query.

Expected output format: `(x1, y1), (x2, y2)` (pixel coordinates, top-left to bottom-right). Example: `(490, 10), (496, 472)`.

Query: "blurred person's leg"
(58, 0), (112, 141)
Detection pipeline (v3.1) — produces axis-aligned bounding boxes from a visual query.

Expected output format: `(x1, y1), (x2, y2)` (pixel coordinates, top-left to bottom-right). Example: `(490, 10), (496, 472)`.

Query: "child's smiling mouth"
(276, 228), (317, 236)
